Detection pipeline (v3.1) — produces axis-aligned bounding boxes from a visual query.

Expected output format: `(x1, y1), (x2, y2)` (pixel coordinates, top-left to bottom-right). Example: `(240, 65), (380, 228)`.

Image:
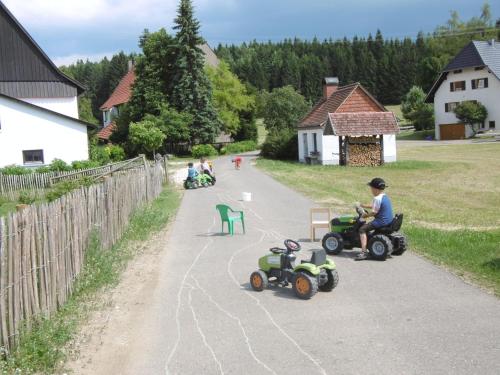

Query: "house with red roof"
(297, 78), (399, 166)
(98, 44), (220, 142)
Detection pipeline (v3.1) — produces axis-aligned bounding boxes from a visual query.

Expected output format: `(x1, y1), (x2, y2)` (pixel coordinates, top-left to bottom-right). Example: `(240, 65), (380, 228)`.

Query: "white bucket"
(242, 192), (252, 202)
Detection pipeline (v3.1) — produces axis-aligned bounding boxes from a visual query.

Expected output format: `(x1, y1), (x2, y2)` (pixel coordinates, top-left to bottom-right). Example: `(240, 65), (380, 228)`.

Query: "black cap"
(368, 178), (387, 190)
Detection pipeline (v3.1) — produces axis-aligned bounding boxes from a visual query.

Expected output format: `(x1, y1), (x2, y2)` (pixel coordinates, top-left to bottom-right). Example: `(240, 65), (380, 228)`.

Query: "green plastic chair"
(216, 204), (245, 236)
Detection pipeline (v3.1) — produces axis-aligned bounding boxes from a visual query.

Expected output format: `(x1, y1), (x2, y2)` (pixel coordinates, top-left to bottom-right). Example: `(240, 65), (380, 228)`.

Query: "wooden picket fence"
(0, 163), (165, 352)
(0, 157), (148, 200)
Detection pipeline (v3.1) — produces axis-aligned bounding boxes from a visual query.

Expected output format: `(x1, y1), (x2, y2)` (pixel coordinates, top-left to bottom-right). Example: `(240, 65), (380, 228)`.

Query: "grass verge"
(397, 129), (434, 140)
(0, 186), (181, 374)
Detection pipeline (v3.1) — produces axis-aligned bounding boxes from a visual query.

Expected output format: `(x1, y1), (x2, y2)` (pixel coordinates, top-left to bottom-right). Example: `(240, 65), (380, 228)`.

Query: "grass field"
(256, 118), (268, 145)
(257, 142), (500, 295)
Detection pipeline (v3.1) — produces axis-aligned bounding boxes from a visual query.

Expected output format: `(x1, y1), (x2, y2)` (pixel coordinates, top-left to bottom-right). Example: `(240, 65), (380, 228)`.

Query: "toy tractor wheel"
(293, 272), (318, 299)
(322, 233), (344, 255)
(250, 270), (268, 292)
(391, 234), (408, 256)
(368, 235), (393, 261)
(319, 269), (339, 292)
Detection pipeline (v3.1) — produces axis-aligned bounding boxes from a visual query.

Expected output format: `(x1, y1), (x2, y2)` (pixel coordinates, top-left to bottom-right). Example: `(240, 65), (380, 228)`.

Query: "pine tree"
(171, 0), (220, 144)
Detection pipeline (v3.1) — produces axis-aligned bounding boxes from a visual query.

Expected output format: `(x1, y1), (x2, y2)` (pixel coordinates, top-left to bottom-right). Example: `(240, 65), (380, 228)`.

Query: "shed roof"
(298, 83), (386, 129)
(325, 112), (399, 136)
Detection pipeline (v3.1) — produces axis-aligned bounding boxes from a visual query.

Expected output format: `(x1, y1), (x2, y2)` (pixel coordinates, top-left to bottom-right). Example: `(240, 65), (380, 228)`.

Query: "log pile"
(348, 142), (382, 167)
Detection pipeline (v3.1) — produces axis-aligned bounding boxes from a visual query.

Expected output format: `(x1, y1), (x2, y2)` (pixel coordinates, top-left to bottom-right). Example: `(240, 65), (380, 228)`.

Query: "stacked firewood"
(348, 143), (382, 167)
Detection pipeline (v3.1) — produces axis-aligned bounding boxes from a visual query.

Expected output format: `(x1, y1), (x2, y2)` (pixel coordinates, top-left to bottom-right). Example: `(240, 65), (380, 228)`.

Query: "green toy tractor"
(250, 239), (339, 299)
(322, 206), (407, 261)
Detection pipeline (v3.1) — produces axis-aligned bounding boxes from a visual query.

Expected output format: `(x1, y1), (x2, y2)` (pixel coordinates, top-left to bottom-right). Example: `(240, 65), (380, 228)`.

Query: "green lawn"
(397, 129), (435, 140)
(257, 143), (500, 295)
(386, 104), (409, 126)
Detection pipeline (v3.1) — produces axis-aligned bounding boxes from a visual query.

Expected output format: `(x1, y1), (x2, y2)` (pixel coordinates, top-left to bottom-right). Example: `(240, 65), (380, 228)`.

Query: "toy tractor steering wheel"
(356, 205), (368, 218)
(284, 239), (301, 252)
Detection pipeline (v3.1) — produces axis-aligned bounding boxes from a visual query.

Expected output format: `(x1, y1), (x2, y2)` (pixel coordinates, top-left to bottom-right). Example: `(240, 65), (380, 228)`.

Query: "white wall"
(322, 135), (340, 165)
(434, 68), (500, 139)
(0, 97), (89, 167)
(298, 129), (340, 165)
(383, 134), (397, 163)
(21, 96), (79, 119)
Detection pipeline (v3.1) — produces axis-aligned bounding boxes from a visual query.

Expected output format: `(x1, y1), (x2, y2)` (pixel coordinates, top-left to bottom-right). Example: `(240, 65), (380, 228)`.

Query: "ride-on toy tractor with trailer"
(250, 240), (339, 299)
(322, 206), (407, 261)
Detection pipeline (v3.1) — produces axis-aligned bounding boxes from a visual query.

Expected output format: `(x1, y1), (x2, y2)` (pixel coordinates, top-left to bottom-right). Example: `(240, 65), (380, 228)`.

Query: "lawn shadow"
(483, 258), (500, 272)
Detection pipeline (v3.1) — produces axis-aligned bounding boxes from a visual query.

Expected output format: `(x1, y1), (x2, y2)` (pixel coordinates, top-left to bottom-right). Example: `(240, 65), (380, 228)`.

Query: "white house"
(297, 78), (398, 166)
(426, 40), (500, 140)
(0, 1), (93, 167)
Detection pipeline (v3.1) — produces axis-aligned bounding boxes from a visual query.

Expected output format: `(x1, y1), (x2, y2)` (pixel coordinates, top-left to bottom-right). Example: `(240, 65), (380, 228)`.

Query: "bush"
(220, 141), (258, 155)
(45, 180), (85, 202)
(71, 160), (100, 170)
(18, 191), (36, 205)
(261, 130), (298, 160)
(0, 165), (32, 175)
(106, 145), (126, 162)
(192, 144), (218, 159)
(47, 159), (72, 172)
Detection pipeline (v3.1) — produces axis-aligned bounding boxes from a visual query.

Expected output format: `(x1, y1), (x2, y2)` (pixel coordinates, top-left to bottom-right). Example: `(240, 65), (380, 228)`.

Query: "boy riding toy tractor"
(321, 178), (407, 261)
(250, 239), (339, 299)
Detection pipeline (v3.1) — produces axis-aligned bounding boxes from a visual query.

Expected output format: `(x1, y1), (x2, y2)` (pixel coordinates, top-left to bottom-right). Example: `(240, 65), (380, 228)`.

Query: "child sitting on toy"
(356, 177), (394, 261)
(186, 162), (198, 182)
(200, 158), (215, 181)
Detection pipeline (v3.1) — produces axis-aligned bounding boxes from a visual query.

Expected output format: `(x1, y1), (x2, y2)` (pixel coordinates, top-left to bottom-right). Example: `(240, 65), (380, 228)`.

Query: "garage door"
(440, 124), (465, 140)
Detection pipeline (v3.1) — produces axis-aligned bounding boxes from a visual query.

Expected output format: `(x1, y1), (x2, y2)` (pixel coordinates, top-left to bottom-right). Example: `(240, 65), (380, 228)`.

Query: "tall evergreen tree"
(170, 0), (220, 144)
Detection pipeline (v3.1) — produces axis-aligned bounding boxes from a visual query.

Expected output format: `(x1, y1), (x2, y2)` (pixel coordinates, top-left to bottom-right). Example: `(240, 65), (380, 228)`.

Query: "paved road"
(86, 154), (500, 375)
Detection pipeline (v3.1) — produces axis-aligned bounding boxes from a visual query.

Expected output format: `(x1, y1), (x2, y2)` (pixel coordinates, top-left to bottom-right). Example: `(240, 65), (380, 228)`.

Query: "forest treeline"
(61, 2), (498, 124)
(216, 3), (498, 104)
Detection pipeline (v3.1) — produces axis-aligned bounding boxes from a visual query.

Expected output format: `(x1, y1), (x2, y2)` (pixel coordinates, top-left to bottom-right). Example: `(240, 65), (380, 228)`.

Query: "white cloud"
(2, 0), (236, 28)
(52, 51), (118, 67)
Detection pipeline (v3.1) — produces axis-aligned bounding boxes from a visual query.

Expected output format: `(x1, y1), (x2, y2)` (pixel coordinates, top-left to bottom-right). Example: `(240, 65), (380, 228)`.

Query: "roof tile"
(99, 69), (136, 110)
(326, 112), (398, 136)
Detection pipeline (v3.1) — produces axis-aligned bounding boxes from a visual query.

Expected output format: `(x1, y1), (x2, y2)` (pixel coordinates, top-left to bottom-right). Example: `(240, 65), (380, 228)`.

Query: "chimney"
(323, 77), (339, 99)
(488, 39), (495, 47)
(128, 60), (134, 72)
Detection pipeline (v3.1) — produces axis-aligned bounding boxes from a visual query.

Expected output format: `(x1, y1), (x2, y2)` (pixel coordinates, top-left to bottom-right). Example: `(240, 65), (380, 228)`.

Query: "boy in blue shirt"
(356, 178), (394, 261)
(187, 162), (198, 182)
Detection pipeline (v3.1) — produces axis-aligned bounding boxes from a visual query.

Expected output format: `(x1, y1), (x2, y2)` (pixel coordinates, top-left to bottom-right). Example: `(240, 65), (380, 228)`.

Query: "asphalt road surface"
(83, 154), (500, 375)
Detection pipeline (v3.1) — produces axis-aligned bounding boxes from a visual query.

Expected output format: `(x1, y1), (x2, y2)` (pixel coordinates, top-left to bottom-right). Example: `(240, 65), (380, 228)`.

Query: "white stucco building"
(0, 2), (93, 168)
(427, 40), (500, 140)
(297, 78), (398, 166)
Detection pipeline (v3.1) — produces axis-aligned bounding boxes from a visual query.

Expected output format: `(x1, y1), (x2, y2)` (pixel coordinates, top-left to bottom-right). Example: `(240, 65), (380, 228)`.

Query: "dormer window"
(450, 81), (466, 92)
(453, 69), (462, 74)
(474, 66), (485, 71)
(471, 78), (488, 90)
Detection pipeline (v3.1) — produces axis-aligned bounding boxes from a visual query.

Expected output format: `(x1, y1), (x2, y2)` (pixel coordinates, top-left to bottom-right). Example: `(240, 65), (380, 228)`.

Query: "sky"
(2, 0), (499, 66)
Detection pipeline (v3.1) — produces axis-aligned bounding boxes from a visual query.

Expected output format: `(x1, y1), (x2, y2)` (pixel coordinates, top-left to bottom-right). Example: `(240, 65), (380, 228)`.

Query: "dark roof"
(0, 1), (85, 95)
(298, 83), (385, 129)
(325, 112), (399, 136)
(426, 40), (500, 102)
(100, 69), (136, 110)
(0, 93), (97, 129)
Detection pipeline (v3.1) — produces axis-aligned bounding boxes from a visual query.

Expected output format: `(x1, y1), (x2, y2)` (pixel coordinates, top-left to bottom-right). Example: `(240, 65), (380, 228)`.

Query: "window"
(23, 150), (44, 165)
(475, 66), (485, 71)
(445, 102), (459, 113)
(450, 81), (466, 92)
(313, 133), (318, 153)
(453, 69), (462, 74)
(489, 121), (496, 129)
(471, 78), (488, 89)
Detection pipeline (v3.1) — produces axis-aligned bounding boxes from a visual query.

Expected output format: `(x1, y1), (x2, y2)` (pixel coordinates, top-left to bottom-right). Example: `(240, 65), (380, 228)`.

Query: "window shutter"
(472, 80), (476, 89)
(450, 82), (454, 92)
(485, 78), (488, 88)
(445, 103), (449, 112)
